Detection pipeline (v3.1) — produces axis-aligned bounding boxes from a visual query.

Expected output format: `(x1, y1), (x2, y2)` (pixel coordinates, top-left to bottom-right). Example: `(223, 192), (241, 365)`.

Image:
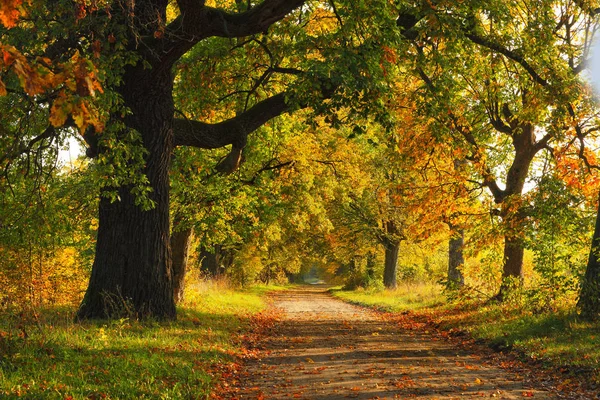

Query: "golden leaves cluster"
(0, 0), (26, 28)
(0, 1), (105, 133)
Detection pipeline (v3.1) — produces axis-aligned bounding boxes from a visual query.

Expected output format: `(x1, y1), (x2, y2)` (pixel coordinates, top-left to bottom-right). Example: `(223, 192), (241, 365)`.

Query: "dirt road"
(234, 286), (554, 399)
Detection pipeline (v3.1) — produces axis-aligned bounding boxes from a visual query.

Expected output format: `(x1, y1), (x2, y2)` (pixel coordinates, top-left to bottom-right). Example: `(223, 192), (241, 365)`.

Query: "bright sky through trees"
(58, 136), (83, 166)
(591, 40), (600, 96)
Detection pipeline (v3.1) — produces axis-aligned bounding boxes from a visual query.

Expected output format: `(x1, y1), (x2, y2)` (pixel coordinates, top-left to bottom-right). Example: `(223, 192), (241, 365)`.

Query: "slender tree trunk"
(496, 205), (527, 300)
(171, 227), (193, 304)
(381, 220), (401, 289)
(484, 122), (536, 301)
(200, 244), (224, 278)
(578, 192), (600, 319)
(77, 65), (176, 320)
(448, 228), (465, 288)
(366, 252), (375, 280)
(383, 240), (399, 289)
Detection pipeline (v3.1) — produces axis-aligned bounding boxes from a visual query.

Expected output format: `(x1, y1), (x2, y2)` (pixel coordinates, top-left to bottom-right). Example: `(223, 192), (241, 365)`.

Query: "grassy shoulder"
(330, 283), (446, 312)
(0, 280), (281, 399)
(331, 283), (600, 383)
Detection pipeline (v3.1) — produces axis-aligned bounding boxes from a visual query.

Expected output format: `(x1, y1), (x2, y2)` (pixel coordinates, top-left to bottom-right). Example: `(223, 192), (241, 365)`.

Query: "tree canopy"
(2, 0), (600, 320)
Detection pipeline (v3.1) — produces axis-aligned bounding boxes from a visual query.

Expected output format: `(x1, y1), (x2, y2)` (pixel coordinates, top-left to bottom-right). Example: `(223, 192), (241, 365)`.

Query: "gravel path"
(234, 286), (554, 399)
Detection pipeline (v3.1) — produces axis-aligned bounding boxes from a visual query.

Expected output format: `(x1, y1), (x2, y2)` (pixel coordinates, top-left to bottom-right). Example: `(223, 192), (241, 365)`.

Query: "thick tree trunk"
(502, 237), (525, 279)
(495, 236), (525, 301)
(448, 228), (465, 288)
(383, 240), (399, 289)
(77, 65), (176, 320)
(578, 193), (600, 319)
(171, 227), (193, 304)
(74, 0), (307, 320)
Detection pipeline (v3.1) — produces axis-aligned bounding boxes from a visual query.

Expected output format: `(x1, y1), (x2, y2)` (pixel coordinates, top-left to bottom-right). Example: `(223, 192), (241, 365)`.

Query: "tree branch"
(241, 159), (295, 184)
(163, 0), (305, 66)
(463, 31), (549, 87)
(173, 92), (289, 149)
(416, 65), (505, 203)
(173, 92), (290, 174)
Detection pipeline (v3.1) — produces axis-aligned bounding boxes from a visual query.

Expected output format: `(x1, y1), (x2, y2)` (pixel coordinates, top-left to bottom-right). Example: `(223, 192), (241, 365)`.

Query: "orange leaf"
(0, 0), (23, 28)
(49, 95), (71, 127)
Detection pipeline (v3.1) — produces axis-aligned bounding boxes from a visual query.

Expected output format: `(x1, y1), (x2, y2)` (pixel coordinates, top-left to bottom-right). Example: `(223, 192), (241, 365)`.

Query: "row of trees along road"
(2, 0), (600, 319)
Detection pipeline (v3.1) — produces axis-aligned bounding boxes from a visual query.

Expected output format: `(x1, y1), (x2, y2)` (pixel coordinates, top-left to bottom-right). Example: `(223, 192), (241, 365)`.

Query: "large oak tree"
(1, 0), (399, 319)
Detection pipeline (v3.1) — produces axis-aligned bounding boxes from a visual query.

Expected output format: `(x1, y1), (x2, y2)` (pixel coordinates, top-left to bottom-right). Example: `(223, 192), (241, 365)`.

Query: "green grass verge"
(436, 302), (600, 377)
(332, 283), (600, 382)
(330, 283), (446, 312)
(0, 281), (280, 399)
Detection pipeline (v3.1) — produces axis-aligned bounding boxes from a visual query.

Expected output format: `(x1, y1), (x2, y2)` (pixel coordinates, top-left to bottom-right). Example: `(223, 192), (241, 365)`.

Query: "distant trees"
(399, 0), (600, 300)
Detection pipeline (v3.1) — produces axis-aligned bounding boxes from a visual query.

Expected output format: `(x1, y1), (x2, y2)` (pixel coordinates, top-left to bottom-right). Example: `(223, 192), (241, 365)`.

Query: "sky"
(591, 40), (600, 96)
(57, 135), (83, 167)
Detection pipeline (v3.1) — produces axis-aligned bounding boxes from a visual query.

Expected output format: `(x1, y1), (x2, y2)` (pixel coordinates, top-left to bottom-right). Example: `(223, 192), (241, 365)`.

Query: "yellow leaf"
(49, 95), (71, 127)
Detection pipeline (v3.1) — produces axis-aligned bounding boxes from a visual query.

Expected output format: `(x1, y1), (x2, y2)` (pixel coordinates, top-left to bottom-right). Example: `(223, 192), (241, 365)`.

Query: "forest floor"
(223, 286), (561, 399)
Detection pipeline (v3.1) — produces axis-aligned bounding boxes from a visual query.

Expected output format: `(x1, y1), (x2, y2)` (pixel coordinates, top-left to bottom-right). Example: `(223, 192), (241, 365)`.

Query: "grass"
(0, 280), (280, 399)
(333, 283), (600, 383)
(330, 282), (446, 312)
(435, 300), (600, 377)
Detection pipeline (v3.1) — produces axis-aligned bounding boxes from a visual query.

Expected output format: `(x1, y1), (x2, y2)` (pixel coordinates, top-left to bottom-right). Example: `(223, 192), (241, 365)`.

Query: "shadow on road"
(234, 286), (553, 399)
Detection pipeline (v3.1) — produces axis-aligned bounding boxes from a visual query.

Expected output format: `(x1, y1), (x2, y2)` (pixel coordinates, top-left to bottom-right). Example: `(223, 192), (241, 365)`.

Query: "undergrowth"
(0, 278), (279, 399)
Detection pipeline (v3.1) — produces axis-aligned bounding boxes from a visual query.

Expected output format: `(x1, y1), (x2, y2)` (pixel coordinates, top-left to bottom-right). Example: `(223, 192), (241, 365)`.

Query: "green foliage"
(2, 0), (600, 347)
(0, 128), (96, 309)
(523, 174), (593, 310)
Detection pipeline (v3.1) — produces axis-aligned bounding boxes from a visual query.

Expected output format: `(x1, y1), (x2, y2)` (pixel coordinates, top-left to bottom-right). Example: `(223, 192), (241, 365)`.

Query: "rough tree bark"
(77, 62), (177, 320)
(578, 191), (600, 319)
(77, 0), (307, 320)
